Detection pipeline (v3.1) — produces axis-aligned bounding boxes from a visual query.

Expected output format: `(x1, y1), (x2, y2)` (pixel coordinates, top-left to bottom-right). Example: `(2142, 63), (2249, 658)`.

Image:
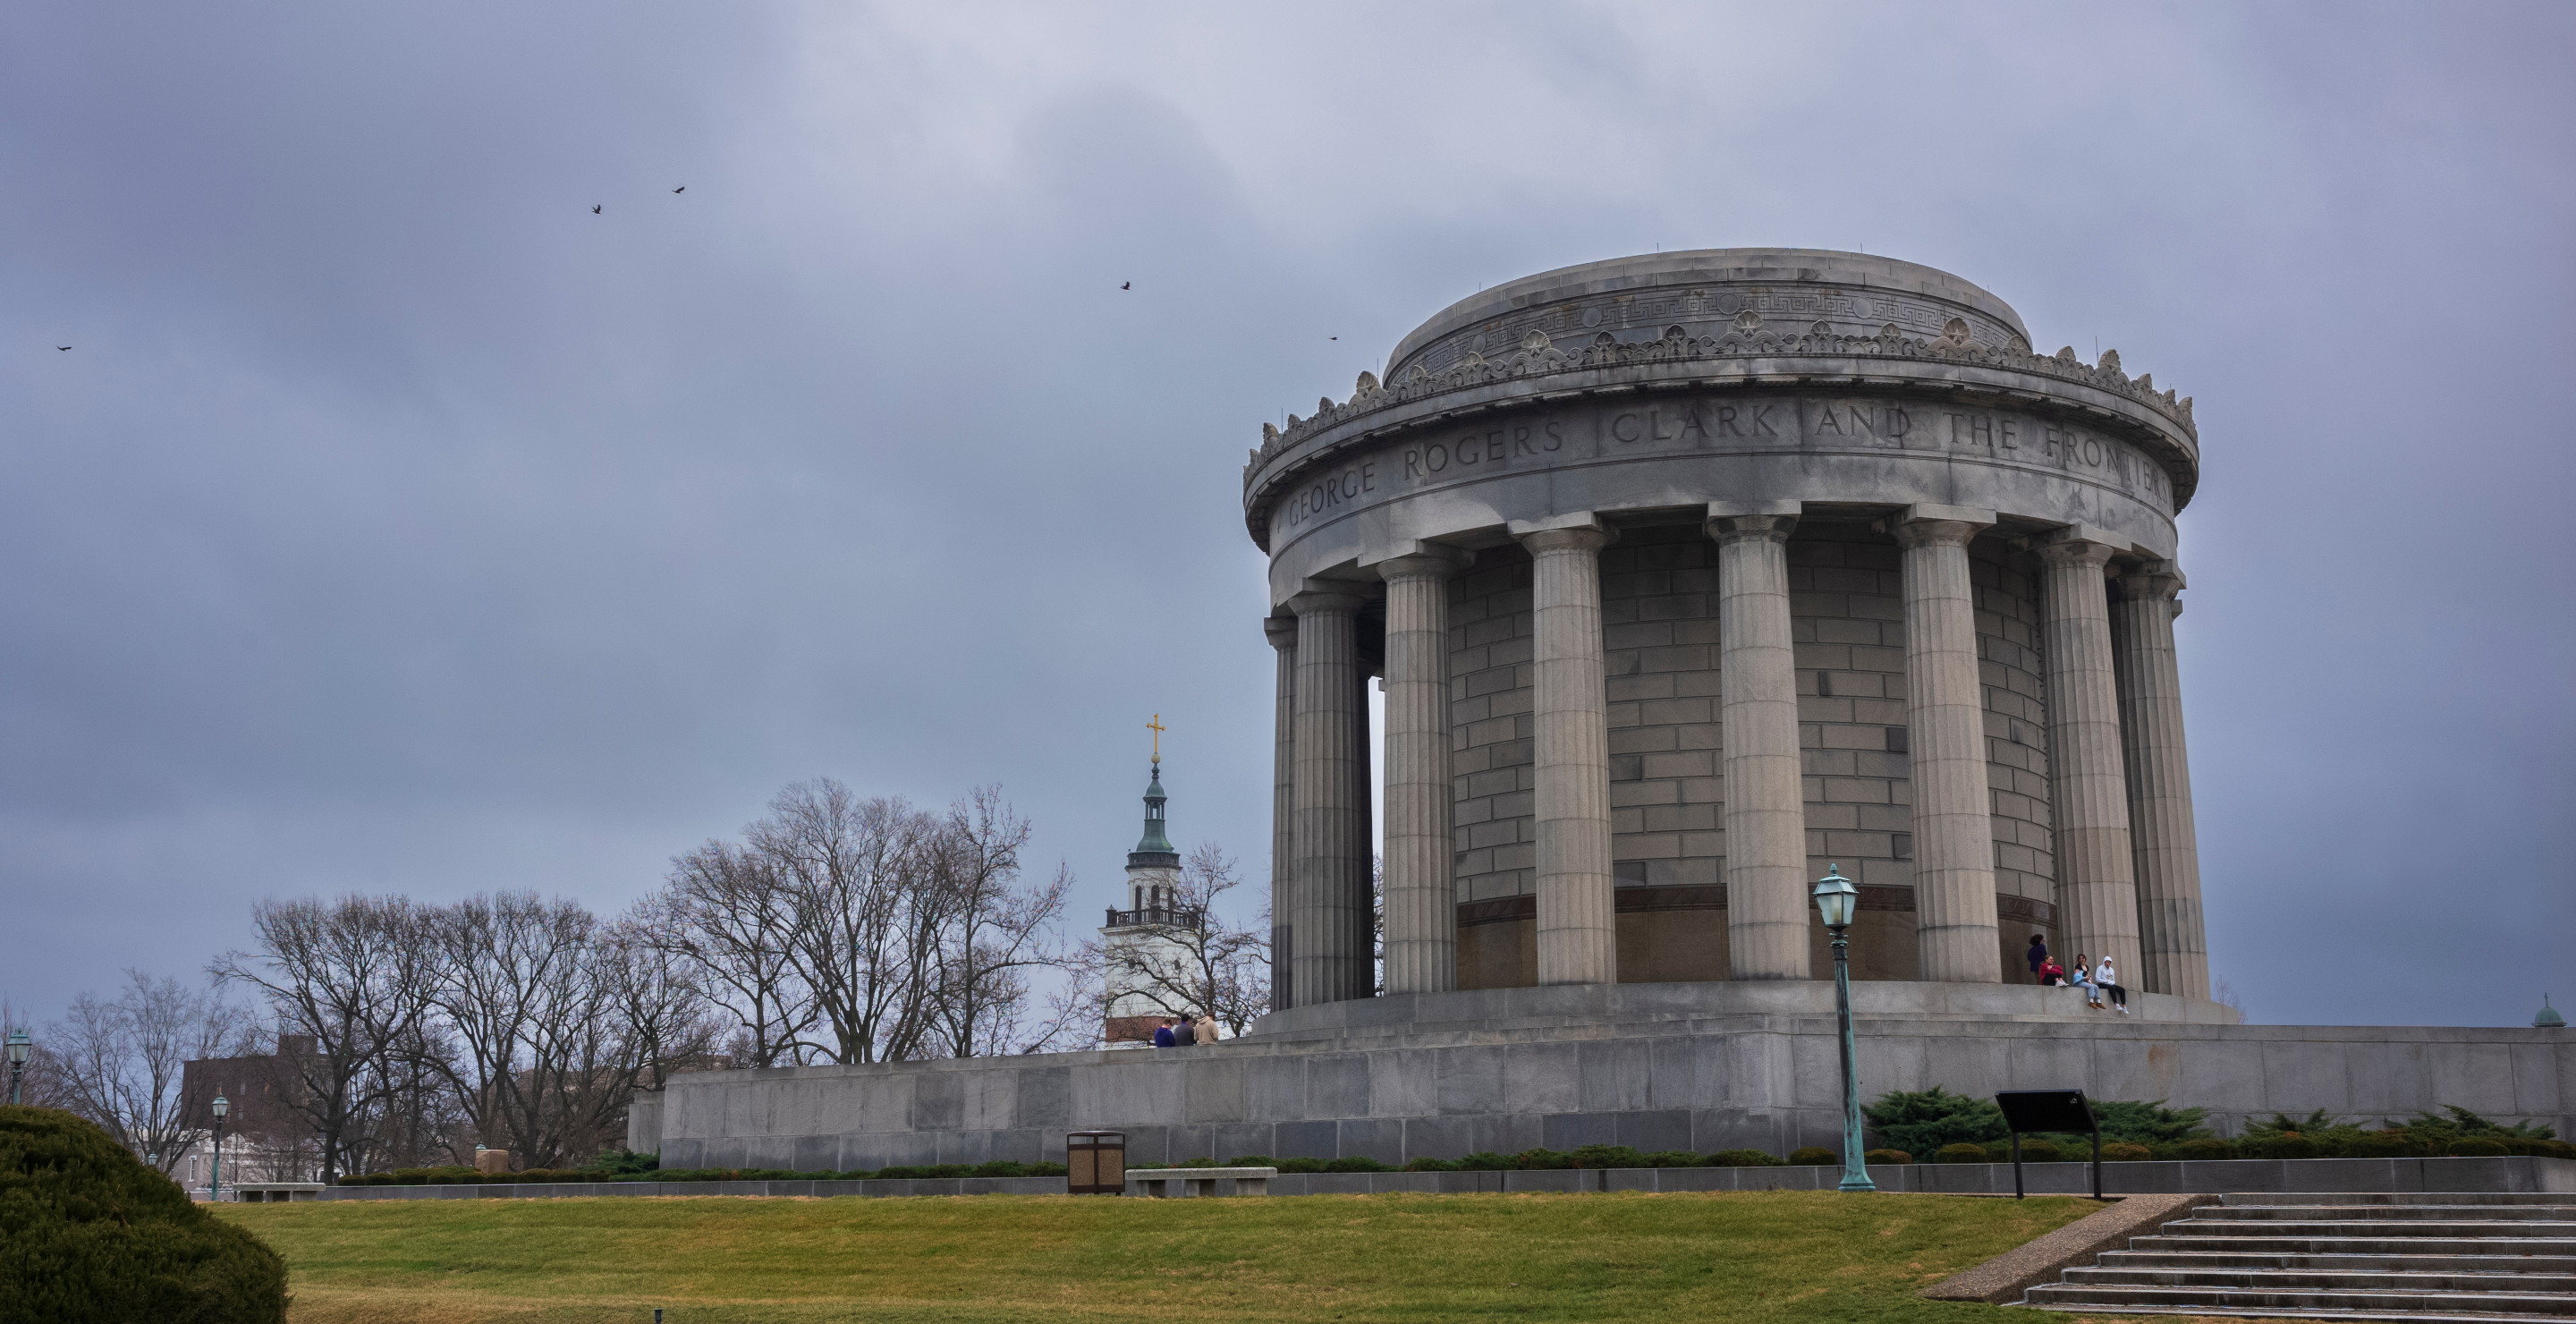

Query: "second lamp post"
(1812, 864), (1875, 1192)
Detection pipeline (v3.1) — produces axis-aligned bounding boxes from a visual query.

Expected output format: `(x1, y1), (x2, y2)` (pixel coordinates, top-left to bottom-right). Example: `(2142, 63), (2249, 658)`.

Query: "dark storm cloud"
(2, 3), (2568, 1031)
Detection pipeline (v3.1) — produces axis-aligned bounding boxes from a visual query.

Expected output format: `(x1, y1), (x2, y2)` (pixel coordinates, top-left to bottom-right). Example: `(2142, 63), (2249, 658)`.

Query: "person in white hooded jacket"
(2094, 957), (2130, 1014)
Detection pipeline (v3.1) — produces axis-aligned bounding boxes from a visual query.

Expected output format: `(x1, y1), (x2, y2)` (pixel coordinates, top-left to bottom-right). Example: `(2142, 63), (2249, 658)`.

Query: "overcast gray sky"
(4, 3), (2569, 1033)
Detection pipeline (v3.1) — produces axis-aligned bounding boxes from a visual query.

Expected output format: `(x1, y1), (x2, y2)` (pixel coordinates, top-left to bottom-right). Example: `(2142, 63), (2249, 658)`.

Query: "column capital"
(2114, 559), (2186, 603)
(1285, 582), (1370, 615)
(1706, 499), (1801, 544)
(2030, 524), (2129, 571)
(1361, 541), (1475, 581)
(1263, 615), (1300, 650)
(1507, 512), (1615, 556)
(1880, 503), (1996, 550)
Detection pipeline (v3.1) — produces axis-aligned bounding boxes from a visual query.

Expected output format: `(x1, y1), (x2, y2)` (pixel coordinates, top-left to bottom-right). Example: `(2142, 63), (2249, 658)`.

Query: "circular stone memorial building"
(1246, 249), (2210, 1012)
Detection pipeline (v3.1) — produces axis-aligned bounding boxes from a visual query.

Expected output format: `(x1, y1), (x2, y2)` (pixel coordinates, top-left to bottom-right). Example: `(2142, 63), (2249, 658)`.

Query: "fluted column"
(2038, 532), (2142, 980)
(1707, 503), (1810, 981)
(1890, 506), (2004, 983)
(1288, 586), (1374, 1006)
(1264, 615), (1299, 1013)
(2113, 561), (2208, 999)
(1511, 516), (1617, 986)
(1371, 545), (1471, 996)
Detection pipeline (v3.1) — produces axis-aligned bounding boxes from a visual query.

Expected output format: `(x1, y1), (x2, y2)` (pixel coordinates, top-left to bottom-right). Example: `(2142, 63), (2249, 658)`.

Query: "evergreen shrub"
(1863, 1149), (1911, 1165)
(1571, 1144), (1645, 1169)
(1322, 1156), (1391, 1173)
(1513, 1149), (1574, 1171)
(1455, 1152), (1517, 1171)
(2100, 1142), (2154, 1162)
(1787, 1147), (1836, 1166)
(1706, 1149), (1784, 1167)
(0, 1105), (289, 1324)
(1932, 1142), (1991, 1165)
(2241, 1133), (2321, 1160)
(1274, 1157), (1326, 1174)
(1643, 1150), (1702, 1168)
(2174, 1138), (2236, 1160)
(1402, 1157), (1459, 1173)
(2445, 1137), (2510, 1157)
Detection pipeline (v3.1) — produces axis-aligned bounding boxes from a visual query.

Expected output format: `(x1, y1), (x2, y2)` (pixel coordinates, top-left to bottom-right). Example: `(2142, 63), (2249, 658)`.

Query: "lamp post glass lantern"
(1811, 865), (1874, 1192)
(210, 1093), (229, 1202)
(4, 1028), (28, 1106)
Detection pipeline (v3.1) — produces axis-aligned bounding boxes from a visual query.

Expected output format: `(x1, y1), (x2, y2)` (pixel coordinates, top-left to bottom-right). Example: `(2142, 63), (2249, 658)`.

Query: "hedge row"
(1920, 1134), (2576, 1164)
(337, 1159), (1069, 1186)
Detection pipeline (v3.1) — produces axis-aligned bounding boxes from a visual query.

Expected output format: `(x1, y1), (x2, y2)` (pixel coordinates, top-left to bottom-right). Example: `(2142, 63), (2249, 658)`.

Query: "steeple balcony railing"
(1105, 904), (1205, 929)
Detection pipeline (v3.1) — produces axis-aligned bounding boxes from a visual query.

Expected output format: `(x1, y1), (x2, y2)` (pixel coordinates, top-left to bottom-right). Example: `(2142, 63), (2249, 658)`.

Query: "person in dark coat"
(1150, 1021), (1176, 1048)
(2027, 934), (2049, 981)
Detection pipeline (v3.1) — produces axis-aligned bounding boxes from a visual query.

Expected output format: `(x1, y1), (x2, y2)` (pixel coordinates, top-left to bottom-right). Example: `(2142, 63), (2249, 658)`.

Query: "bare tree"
(1085, 842), (1274, 1036)
(643, 840), (813, 1068)
(421, 892), (598, 1167)
(211, 895), (436, 1183)
(44, 970), (259, 1173)
(754, 780), (947, 1065)
(927, 787), (1073, 1057)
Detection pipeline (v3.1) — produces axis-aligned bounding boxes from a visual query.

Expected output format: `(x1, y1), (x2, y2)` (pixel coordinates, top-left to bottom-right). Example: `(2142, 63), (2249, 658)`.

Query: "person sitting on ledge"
(2095, 956), (2131, 1015)
(2038, 955), (2066, 986)
(2071, 954), (2103, 1009)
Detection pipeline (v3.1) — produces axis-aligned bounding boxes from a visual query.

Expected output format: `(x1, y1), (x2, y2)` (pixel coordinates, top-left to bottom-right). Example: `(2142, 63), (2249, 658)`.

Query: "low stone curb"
(1919, 1192), (2217, 1304)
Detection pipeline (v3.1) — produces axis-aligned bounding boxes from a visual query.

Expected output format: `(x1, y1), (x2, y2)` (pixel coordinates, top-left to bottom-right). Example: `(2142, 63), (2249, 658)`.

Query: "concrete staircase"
(2024, 1192), (2576, 1321)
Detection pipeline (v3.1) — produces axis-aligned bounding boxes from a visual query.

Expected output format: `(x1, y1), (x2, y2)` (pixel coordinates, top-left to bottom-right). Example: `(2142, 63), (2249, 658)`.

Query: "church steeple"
(1129, 757), (1177, 866)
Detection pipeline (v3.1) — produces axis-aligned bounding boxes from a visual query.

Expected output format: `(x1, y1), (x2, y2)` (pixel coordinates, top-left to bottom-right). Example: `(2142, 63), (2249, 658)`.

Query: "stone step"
(2134, 1235), (2576, 1256)
(2203, 1204), (2576, 1223)
(2161, 1218), (2576, 1239)
(2022, 1283), (2576, 1315)
(2223, 1192), (2576, 1208)
(2102, 1250), (2576, 1276)
(2063, 1266), (2576, 1294)
(2025, 1302), (2576, 1323)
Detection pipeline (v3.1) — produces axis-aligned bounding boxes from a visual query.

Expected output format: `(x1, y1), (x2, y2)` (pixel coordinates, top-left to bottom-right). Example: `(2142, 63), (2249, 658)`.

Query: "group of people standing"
(1150, 1014), (1220, 1047)
(2027, 936), (2129, 1014)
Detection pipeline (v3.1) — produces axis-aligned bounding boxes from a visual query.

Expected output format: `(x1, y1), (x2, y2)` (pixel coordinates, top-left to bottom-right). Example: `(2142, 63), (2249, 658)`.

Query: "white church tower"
(1100, 720), (1208, 1047)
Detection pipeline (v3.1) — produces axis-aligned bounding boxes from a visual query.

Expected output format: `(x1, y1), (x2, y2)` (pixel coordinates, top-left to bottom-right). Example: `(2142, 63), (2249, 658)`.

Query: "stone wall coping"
(1241, 335), (2200, 551)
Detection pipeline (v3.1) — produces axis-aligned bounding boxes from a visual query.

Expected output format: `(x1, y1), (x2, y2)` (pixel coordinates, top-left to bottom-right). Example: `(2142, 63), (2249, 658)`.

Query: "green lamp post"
(4, 1029), (29, 1106)
(210, 1093), (230, 1203)
(1812, 864), (1875, 1192)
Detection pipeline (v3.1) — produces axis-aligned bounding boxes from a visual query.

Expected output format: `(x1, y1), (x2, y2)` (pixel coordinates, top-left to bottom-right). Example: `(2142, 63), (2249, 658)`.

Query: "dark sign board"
(1996, 1089), (2097, 1135)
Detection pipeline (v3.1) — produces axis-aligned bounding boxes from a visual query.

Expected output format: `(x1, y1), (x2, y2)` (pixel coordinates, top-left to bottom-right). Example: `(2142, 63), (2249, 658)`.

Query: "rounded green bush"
(1933, 1142), (1992, 1164)
(1863, 1148), (1912, 1165)
(1643, 1150), (1701, 1168)
(2174, 1137), (2236, 1161)
(1402, 1157), (1459, 1173)
(2343, 1132), (2422, 1158)
(1513, 1148), (1575, 1171)
(2244, 1133), (2321, 1160)
(1704, 1149), (1784, 1167)
(2100, 1142), (2154, 1162)
(1322, 1156), (1391, 1174)
(1787, 1146), (1836, 1166)
(0, 1105), (288, 1324)
(2445, 1137), (2510, 1157)
(2014, 1139), (2066, 1162)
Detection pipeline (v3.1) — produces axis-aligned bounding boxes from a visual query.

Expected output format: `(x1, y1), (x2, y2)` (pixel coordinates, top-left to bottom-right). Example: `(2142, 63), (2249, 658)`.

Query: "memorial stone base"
(631, 985), (2573, 1171)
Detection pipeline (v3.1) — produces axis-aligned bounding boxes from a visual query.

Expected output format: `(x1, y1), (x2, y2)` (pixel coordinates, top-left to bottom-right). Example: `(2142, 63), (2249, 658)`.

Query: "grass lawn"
(219, 1188), (2097, 1324)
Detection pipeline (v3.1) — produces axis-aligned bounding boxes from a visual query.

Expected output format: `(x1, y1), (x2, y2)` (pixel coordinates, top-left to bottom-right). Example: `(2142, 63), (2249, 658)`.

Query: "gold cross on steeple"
(1146, 714), (1166, 761)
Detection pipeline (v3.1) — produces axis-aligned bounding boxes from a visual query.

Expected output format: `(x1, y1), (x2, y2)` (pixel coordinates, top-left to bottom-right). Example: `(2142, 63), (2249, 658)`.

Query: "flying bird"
(57, 344), (71, 351)
(672, 186), (685, 194)
(1120, 281), (1131, 290)
(1329, 336), (1338, 340)
(592, 205), (602, 214)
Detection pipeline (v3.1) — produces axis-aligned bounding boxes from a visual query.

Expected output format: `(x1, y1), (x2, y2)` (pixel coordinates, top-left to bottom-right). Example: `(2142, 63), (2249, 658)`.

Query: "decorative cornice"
(1242, 322), (2198, 531)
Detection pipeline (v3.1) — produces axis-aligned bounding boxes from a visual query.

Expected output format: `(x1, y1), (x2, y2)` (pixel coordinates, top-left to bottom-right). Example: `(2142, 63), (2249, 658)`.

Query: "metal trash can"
(1066, 1131), (1125, 1195)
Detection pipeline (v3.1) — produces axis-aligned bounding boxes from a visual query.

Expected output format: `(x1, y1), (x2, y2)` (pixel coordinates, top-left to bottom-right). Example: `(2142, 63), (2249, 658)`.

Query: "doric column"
(1369, 544), (1471, 996)
(2112, 561), (2209, 999)
(1889, 505), (2004, 983)
(1510, 514), (1618, 986)
(1264, 615), (1299, 1013)
(2037, 530), (2143, 981)
(1288, 586), (1374, 1006)
(1707, 502), (1810, 981)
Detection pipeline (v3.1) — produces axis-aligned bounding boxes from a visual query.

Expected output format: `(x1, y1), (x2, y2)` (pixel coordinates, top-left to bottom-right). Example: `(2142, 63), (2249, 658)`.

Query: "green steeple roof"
(2538, 997), (2565, 1031)
(1128, 760), (1176, 865)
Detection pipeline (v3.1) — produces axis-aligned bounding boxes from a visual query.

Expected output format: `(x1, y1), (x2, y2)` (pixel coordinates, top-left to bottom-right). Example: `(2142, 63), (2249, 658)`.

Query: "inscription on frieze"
(1268, 394), (2171, 540)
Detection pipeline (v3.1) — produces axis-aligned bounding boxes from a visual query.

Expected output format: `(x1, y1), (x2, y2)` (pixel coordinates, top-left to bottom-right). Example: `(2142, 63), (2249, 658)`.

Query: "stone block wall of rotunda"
(1445, 521), (2062, 989)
